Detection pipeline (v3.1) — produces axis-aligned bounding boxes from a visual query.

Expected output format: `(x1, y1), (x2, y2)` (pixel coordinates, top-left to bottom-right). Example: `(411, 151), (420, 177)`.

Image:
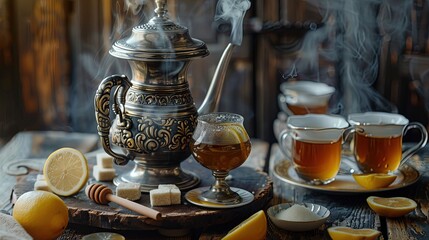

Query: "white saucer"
(185, 187), (254, 209)
(273, 160), (420, 194)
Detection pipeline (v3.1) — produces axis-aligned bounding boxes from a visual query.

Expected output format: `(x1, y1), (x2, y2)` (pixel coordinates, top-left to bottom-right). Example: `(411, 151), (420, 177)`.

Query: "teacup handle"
(341, 127), (357, 153)
(278, 129), (293, 160)
(342, 127), (356, 143)
(400, 122), (428, 166)
(278, 93), (295, 116)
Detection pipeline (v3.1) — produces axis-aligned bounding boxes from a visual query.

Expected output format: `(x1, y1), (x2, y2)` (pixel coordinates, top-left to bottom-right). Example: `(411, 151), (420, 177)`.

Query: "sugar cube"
(151, 184), (181, 205)
(158, 184), (179, 190)
(170, 188), (181, 205)
(93, 165), (116, 181)
(158, 184), (181, 204)
(96, 152), (114, 169)
(36, 174), (45, 181)
(116, 183), (141, 201)
(34, 180), (51, 192)
(150, 188), (171, 206)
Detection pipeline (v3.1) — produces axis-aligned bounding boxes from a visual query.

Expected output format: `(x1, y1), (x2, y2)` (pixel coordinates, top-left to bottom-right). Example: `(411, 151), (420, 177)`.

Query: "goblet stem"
(198, 170), (242, 204)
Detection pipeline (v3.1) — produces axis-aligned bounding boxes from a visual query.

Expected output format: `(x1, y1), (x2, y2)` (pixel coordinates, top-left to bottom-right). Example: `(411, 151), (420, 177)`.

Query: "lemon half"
(222, 210), (267, 240)
(43, 147), (89, 196)
(327, 226), (381, 240)
(352, 173), (397, 189)
(367, 196), (417, 217)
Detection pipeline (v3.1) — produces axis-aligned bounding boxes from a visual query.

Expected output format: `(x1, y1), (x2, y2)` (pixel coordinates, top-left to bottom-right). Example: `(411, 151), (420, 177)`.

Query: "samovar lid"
(110, 0), (209, 61)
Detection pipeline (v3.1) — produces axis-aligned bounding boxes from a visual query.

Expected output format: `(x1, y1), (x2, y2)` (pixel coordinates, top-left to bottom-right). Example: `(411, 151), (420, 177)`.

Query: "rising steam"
(125, 0), (147, 15)
(215, 0), (251, 45)
(290, 0), (411, 114)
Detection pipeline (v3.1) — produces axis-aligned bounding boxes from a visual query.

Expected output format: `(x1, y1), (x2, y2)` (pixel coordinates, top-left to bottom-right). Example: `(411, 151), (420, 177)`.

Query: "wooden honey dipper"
(85, 183), (161, 220)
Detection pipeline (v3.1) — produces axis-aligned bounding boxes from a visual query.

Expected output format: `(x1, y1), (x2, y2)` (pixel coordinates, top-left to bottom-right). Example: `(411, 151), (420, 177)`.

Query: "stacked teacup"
(274, 80), (335, 140)
(278, 81), (336, 116)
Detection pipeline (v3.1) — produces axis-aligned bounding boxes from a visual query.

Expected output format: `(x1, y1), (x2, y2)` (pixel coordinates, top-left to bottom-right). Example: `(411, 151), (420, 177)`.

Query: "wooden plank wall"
(0, 0), (20, 144)
(20, 0), (70, 128)
(0, 0), (109, 140)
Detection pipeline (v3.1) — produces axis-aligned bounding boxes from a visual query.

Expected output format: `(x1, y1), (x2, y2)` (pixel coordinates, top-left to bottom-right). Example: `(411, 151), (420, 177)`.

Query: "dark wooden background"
(1, 0), (429, 146)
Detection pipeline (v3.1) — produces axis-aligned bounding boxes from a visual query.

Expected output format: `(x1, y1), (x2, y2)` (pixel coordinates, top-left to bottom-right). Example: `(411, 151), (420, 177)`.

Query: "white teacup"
(279, 114), (351, 184)
(278, 81), (335, 115)
(348, 112), (428, 173)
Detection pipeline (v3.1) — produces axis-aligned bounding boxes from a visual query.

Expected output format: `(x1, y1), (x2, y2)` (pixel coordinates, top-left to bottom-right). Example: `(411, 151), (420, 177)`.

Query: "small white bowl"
(267, 203), (330, 232)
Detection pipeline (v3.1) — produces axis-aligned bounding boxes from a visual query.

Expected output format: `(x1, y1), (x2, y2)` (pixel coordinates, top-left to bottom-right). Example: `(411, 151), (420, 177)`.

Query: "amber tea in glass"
(349, 112), (428, 173)
(292, 138), (342, 182)
(190, 112), (251, 205)
(353, 132), (402, 173)
(287, 104), (328, 115)
(279, 114), (351, 184)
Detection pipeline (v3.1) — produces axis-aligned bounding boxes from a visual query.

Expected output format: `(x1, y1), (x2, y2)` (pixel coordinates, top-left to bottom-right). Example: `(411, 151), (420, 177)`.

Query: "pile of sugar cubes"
(150, 184), (181, 206)
(93, 152), (116, 181)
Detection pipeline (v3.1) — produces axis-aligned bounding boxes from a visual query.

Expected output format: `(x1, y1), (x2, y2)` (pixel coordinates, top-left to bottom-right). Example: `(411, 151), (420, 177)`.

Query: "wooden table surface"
(2, 131), (429, 239)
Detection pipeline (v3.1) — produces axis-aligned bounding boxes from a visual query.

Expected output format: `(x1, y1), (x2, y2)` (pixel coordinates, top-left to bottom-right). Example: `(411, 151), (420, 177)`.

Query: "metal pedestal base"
(113, 162), (200, 192)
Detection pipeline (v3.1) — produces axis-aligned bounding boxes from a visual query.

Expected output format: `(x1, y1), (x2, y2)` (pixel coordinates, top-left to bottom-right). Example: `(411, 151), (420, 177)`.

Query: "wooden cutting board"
(13, 157), (273, 231)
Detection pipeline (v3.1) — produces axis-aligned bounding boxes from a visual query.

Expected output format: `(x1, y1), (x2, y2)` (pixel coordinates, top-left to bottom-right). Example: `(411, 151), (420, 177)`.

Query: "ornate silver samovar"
(94, 0), (235, 192)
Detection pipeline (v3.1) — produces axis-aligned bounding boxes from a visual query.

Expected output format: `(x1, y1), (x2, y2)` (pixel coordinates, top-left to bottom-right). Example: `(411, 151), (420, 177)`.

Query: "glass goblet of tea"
(190, 112), (251, 205)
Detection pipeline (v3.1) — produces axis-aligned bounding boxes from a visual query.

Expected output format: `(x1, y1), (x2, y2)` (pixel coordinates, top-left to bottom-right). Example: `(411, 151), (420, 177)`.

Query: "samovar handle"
(94, 74), (132, 165)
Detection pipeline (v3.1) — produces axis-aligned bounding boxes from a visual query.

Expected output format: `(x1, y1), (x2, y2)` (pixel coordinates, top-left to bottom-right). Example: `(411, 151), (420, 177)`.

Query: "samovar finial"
(155, 0), (167, 18)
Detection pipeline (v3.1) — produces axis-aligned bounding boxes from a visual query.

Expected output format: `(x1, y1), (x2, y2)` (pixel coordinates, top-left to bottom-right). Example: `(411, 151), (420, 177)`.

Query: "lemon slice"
(220, 123), (248, 144)
(352, 173), (397, 189)
(44, 147), (89, 196)
(82, 232), (125, 240)
(327, 226), (381, 240)
(367, 196), (417, 217)
(222, 210), (267, 240)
